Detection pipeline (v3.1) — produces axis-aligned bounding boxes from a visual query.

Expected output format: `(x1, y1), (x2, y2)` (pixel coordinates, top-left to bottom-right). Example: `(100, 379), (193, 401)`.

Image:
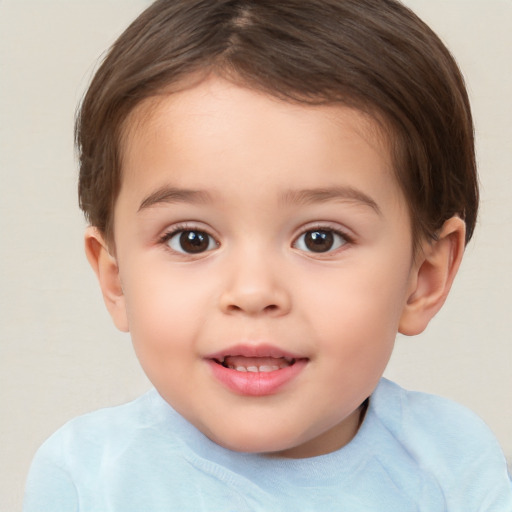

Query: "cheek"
(122, 264), (209, 351)
(304, 257), (410, 357)
(122, 269), (208, 400)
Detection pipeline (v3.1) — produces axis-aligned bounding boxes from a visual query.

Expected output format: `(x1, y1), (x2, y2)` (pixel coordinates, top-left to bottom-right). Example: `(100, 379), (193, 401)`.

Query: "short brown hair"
(76, 0), (478, 247)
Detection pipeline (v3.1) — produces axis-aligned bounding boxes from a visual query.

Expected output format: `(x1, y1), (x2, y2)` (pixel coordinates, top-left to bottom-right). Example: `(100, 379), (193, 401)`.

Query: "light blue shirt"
(24, 379), (512, 511)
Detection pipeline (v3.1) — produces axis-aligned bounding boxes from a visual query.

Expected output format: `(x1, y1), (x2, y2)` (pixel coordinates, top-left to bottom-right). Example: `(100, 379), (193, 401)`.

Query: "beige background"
(1, 0), (511, 509)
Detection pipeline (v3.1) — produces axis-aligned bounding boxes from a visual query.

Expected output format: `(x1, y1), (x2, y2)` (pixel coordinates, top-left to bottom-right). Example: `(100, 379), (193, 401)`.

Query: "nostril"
(219, 287), (291, 316)
(226, 303), (278, 313)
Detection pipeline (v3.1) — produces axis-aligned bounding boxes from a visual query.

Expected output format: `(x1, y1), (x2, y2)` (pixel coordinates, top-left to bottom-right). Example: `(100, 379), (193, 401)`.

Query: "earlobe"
(84, 227), (129, 332)
(399, 216), (466, 336)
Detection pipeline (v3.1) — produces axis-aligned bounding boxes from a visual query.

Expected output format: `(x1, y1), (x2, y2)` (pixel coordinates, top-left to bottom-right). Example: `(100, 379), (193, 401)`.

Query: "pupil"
(180, 231), (209, 253)
(305, 230), (334, 252)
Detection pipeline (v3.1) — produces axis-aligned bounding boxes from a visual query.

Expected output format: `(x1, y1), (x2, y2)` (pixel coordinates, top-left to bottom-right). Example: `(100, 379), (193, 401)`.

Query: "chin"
(206, 425), (301, 455)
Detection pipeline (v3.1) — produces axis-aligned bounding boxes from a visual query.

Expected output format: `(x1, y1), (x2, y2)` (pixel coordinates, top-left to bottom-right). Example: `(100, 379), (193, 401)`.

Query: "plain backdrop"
(1, 1), (511, 509)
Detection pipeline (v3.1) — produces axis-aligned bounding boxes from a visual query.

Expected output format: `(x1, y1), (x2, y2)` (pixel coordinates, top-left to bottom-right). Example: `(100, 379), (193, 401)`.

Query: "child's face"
(110, 77), (419, 458)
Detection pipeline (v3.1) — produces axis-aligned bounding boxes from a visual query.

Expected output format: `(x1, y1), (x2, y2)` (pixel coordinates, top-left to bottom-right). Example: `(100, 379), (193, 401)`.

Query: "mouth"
(214, 355), (297, 373)
(206, 345), (308, 396)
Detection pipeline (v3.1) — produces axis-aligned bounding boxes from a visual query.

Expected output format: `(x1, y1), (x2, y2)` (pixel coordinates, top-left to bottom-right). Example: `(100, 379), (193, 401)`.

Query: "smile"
(217, 355), (296, 372)
(206, 345), (308, 396)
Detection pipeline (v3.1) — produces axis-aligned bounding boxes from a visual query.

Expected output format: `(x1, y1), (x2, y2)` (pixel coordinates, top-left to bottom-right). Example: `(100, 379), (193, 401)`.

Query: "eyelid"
(158, 222), (220, 254)
(292, 223), (354, 254)
(294, 222), (354, 242)
(158, 221), (217, 240)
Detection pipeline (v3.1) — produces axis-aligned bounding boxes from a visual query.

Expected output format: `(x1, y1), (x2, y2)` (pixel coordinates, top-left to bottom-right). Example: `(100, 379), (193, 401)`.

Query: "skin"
(86, 76), (465, 458)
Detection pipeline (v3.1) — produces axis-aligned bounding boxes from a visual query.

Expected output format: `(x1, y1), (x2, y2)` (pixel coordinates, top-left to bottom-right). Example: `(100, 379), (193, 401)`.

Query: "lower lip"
(207, 359), (308, 397)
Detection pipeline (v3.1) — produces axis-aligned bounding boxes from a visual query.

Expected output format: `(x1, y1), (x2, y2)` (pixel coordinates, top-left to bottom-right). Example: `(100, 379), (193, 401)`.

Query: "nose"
(218, 251), (292, 317)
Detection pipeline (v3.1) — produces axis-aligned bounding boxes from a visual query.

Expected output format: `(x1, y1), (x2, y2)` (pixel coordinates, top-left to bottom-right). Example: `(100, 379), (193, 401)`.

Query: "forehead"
(117, 77), (402, 212)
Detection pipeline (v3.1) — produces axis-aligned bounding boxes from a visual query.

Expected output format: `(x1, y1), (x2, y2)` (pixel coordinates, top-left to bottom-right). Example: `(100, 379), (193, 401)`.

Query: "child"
(24, 0), (512, 510)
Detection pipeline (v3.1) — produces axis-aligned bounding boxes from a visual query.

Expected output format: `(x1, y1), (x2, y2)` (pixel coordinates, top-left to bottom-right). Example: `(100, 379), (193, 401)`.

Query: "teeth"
(220, 356), (297, 373)
(260, 365), (280, 372)
(227, 364), (283, 372)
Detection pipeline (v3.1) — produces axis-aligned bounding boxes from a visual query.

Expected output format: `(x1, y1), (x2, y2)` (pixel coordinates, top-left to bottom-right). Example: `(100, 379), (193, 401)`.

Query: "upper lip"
(205, 343), (307, 362)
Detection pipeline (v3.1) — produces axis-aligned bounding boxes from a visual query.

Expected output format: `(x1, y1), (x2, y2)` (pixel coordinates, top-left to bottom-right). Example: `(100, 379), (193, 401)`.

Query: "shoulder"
(369, 379), (512, 506)
(24, 390), (198, 511)
(372, 378), (501, 451)
(47, 389), (158, 439)
(29, 389), (176, 471)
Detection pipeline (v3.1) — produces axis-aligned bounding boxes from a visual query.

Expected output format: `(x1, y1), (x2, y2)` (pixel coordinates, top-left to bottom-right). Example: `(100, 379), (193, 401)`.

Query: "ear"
(84, 227), (129, 332)
(399, 216), (466, 336)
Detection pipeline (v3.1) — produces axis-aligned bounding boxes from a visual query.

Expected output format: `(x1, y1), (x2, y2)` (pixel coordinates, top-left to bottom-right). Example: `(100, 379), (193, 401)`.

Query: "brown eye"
(167, 230), (217, 254)
(295, 229), (346, 253)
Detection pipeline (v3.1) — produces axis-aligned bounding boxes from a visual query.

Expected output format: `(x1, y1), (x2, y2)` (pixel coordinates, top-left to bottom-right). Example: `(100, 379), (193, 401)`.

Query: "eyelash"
(158, 223), (219, 255)
(293, 225), (353, 254)
(158, 223), (353, 255)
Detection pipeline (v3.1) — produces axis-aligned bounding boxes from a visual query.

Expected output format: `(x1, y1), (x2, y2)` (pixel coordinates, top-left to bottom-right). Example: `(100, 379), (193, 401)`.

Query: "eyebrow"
(280, 187), (381, 215)
(138, 187), (212, 211)
(138, 184), (381, 215)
